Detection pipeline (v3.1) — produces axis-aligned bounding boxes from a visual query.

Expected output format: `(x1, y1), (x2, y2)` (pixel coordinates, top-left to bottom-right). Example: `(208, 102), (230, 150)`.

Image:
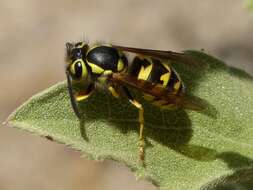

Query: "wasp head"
(65, 42), (90, 81)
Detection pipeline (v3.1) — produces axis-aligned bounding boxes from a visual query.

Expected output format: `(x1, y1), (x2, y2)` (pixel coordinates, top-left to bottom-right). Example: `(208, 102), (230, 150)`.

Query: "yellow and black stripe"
(129, 56), (184, 107)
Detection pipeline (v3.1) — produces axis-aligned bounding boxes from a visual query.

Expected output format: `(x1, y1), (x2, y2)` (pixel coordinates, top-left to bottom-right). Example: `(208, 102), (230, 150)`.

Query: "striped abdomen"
(129, 56), (184, 108)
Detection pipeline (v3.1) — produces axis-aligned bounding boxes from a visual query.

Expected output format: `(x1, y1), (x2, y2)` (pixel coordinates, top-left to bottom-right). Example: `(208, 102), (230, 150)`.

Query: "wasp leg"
(74, 90), (92, 102)
(75, 84), (94, 102)
(71, 84), (94, 118)
(108, 86), (120, 98)
(122, 86), (145, 161)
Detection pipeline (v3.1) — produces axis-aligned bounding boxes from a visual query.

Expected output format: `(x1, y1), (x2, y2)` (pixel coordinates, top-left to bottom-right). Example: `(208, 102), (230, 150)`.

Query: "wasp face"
(66, 42), (90, 81)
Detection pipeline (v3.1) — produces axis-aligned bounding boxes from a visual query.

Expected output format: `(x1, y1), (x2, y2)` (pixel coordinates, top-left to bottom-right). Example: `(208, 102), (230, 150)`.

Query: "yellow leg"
(129, 99), (145, 161)
(75, 89), (93, 102)
(108, 86), (120, 98)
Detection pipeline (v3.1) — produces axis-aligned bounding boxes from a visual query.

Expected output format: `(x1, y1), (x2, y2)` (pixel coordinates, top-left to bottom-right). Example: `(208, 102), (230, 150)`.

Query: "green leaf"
(5, 51), (253, 190)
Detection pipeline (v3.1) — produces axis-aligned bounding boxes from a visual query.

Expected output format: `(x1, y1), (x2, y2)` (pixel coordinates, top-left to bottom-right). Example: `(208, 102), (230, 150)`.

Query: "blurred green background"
(0, 1), (252, 189)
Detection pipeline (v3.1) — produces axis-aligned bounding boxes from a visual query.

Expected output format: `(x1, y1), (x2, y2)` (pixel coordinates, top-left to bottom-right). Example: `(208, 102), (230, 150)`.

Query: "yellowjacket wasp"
(65, 42), (204, 161)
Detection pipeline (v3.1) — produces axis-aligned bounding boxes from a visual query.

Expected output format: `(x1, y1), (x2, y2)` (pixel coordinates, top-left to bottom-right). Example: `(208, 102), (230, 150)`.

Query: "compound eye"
(70, 59), (87, 80)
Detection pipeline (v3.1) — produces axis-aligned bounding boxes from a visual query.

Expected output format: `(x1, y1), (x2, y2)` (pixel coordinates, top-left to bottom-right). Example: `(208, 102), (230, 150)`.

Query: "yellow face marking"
(108, 86), (120, 98)
(70, 59), (88, 79)
(160, 72), (171, 87)
(117, 59), (124, 72)
(70, 63), (76, 75)
(87, 62), (104, 74)
(138, 64), (152, 80)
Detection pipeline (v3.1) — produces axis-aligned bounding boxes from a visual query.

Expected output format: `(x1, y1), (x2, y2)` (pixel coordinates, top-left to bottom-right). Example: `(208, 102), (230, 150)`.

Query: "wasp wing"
(112, 45), (200, 66)
(109, 73), (206, 111)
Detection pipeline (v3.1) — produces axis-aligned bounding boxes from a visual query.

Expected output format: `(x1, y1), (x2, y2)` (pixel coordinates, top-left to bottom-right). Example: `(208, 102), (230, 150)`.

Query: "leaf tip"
(2, 120), (7, 126)
(2, 110), (16, 127)
(2, 115), (11, 127)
